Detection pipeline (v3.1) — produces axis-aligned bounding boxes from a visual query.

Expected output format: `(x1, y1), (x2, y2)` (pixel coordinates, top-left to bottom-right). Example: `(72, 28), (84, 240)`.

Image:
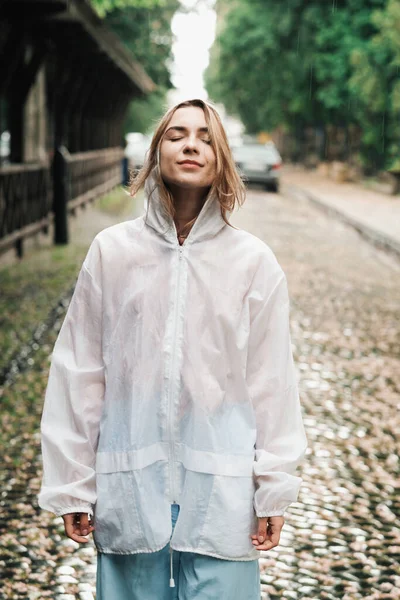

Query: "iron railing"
(68, 147), (124, 210)
(0, 147), (124, 257)
(0, 162), (52, 256)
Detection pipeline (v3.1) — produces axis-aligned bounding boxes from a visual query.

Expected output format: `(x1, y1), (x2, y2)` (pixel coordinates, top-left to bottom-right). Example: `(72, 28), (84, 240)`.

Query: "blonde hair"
(129, 99), (246, 235)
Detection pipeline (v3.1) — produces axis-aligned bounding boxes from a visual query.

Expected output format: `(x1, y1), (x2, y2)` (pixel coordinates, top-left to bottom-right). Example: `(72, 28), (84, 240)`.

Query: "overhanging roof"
(2, 0), (155, 95)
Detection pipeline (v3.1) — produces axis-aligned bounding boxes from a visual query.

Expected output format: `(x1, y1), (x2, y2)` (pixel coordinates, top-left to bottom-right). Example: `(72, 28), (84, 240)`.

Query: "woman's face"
(159, 106), (216, 192)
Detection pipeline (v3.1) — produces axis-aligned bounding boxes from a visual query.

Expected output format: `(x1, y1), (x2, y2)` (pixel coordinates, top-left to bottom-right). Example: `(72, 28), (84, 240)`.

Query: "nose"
(183, 134), (200, 154)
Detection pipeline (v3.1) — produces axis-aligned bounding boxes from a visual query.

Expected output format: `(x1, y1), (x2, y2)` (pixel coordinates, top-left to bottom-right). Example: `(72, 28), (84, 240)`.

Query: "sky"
(167, 0), (244, 142)
(168, 0), (217, 106)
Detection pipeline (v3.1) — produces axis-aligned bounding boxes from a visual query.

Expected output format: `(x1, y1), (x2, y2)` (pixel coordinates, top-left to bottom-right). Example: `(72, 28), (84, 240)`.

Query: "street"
(1, 185), (400, 599)
(236, 186), (400, 600)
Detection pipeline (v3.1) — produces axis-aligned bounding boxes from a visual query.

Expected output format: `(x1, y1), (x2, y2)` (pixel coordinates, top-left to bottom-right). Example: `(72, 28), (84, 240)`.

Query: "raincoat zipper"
(168, 245), (184, 504)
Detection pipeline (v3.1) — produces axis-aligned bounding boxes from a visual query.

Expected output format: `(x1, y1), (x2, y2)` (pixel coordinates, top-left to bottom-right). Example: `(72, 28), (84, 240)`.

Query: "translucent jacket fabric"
(38, 170), (307, 560)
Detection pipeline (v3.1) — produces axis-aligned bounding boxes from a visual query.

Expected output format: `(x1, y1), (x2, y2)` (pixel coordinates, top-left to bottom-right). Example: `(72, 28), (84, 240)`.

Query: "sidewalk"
(282, 166), (400, 257)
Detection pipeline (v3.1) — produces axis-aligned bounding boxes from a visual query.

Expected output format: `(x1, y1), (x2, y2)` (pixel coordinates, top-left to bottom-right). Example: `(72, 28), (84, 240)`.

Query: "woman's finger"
(256, 517), (268, 543)
(79, 513), (91, 536)
(251, 516), (284, 551)
(63, 513), (92, 543)
(251, 539), (278, 551)
(267, 516), (284, 546)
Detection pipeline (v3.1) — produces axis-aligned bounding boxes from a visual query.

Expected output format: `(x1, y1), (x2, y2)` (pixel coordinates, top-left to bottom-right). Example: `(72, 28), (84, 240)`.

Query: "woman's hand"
(251, 516), (284, 551)
(62, 512), (95, 543)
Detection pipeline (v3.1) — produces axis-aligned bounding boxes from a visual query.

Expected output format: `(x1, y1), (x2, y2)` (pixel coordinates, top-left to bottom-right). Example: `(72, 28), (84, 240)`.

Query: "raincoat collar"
(143, 168), (227, 245)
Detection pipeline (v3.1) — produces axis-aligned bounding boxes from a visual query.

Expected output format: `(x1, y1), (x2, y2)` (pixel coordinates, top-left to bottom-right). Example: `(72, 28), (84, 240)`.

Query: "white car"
(232, 142), (282, 192)
(125, 133), (152, 170)
(0, 130), (10, 161)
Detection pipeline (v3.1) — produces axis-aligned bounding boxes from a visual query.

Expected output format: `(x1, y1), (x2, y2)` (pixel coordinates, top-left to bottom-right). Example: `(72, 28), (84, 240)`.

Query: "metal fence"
(69, 147), (124, 211)
(0, 147), (124, 257)
(0, 163), (52, 256)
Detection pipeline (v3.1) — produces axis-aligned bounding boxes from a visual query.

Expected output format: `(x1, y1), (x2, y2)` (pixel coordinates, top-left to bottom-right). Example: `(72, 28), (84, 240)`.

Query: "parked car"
(232, 142), (282, 192)
(0, 130), (10, 163)
(125, 132), (152, 170)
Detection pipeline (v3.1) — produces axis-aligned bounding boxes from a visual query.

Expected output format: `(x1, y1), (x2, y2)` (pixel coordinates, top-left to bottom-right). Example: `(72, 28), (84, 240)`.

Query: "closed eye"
(168, 137), (211, 144)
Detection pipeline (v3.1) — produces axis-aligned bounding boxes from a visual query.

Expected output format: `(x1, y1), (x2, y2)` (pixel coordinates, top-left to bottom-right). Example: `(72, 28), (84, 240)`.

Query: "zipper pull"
(170, 547), (175, 587)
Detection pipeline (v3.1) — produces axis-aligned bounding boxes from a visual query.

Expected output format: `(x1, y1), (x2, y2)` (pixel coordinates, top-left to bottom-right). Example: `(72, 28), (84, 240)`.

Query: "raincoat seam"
(131, 480), (146, 548)
(195, 473), (217, 549)
(248, 271), (286, 326)
(168, 546), (259, 561)
(82, 262), (102, 295)
(95, 539), (173, 555)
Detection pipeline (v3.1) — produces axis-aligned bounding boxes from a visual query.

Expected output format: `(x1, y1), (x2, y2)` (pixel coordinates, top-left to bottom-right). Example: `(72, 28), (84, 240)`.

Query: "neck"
(170, 184), (210, 232)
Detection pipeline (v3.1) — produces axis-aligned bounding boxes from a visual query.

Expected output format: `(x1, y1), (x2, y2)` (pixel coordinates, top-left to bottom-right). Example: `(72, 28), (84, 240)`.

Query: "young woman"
(38, 99), (307, 600)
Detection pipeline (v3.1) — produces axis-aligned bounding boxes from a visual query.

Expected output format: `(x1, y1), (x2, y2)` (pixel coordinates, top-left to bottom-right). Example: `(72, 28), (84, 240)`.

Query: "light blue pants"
(96, 504), (261, 599)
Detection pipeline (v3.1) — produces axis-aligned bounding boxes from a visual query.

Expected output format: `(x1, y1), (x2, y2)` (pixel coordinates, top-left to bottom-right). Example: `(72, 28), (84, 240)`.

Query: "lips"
(178, 160), (202, 167)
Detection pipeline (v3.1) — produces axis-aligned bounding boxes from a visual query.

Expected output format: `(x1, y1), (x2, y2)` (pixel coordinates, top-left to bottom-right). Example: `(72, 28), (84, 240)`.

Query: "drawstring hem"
(169, 546), (175, 587)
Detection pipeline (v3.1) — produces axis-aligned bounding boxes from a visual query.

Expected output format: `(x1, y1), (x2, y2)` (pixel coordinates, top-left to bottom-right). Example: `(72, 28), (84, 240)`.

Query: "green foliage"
(349, 0), (400, 170)
(104, 4), (177, 88)
(124, 89), (169, 133)
(103, 2), (178, 132)
(207, 0), (399, 171)
(207, 0), (328, 133)
(91, 0), (167, 17)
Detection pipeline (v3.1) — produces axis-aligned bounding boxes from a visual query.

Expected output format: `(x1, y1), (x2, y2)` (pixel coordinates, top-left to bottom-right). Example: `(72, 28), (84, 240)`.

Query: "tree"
(349, 0), (400, 171)
(207, 0), (311, 134)
(91, 0), (168, 18)
(100, 1), (179, 132)
(206, 0), (390, 170)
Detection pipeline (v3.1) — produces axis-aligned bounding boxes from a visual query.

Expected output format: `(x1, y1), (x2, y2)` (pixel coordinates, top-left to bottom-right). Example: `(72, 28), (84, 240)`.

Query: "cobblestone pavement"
(234, 187), (400, 600)
(1, 187), (400, 599)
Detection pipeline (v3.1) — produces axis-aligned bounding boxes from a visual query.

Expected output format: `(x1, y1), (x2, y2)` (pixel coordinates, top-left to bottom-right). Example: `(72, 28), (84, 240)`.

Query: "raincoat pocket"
(170, 447), (259, 560)
(94, 457), (171, 554)
(198, 473), (259, 559)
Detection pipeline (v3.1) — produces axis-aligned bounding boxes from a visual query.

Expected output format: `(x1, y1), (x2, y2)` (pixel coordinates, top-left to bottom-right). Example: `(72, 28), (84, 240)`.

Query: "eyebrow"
(165, 126), (209, 135)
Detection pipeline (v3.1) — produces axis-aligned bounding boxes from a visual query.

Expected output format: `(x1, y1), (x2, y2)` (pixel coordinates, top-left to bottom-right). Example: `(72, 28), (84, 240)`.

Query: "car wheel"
(270, 182), (279, 193)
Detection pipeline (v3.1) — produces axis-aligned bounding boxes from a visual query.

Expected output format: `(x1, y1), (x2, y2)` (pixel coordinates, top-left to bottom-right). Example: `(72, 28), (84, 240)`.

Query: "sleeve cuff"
(52, 505), (94, 518)
(256, 509), (285, 518)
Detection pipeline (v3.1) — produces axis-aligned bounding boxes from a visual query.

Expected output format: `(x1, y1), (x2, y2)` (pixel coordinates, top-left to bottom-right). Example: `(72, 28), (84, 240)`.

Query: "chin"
(170, 176), (209, 189)
(177, 179), (207, 189)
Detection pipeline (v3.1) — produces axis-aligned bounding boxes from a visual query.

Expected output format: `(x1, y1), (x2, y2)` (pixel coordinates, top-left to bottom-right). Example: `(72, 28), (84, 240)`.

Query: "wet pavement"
(234, 187), (400, 600)
(1, 186), (400, 599)
(282, 165), (400, 250)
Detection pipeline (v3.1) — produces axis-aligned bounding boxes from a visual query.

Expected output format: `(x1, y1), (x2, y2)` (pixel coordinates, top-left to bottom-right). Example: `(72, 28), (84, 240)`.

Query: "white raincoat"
(39, 170), (307, 561)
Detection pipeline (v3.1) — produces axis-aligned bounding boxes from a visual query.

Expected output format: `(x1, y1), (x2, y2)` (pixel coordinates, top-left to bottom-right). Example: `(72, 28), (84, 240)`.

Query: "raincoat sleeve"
(247, 262), (307, 518)
(38, 239), (105, 518)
